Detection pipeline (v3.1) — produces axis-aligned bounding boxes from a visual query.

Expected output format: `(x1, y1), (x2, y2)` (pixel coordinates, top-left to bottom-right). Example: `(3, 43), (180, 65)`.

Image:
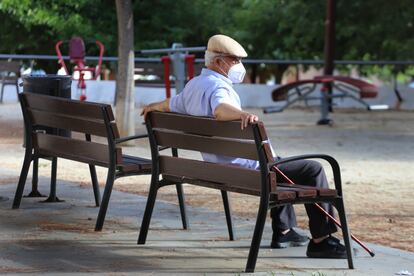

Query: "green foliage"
(0, 0), (117, 55)
(133, 0), (240, 51)
(1, 0), (414, 76)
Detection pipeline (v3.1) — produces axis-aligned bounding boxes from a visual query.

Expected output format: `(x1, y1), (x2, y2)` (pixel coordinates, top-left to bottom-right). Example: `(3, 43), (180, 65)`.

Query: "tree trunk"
(115, 0), (135, 138)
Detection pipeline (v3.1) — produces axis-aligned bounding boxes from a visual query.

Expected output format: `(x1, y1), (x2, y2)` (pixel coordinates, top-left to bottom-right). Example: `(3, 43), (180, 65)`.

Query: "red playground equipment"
(55, 37), (104, 101)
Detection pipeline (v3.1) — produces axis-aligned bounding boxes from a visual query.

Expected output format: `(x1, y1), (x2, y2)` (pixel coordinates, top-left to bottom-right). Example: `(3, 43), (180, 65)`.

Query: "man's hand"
(240, 111), (259, 130)
(214, 103), (259, 129)
(140, 103), (156, 120)
(140, 99), (170, 120)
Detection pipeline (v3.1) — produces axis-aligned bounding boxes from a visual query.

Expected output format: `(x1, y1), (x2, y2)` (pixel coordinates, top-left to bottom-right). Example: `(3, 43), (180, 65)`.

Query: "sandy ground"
(1, 103), (413, 253)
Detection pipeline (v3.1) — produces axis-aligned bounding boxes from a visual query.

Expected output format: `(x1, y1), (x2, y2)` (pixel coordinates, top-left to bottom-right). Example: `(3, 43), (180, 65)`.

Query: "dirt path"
(1, 103), (413, 252)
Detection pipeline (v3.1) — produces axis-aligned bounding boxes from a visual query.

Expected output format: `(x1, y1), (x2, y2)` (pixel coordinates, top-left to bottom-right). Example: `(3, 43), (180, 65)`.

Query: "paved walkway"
(0, 173), (413, 275)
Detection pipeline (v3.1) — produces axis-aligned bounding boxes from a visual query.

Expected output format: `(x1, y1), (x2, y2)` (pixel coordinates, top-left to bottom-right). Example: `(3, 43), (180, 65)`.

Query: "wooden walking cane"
(272, 165), (375, 257)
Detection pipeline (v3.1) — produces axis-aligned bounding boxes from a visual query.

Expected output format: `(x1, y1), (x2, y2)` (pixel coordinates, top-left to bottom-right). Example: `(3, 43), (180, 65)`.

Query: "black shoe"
(271, 228), (309, 249)
(306, 235), (347, 258)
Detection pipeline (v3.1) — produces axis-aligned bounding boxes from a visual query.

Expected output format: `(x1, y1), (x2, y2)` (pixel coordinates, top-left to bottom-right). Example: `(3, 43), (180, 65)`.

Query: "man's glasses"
(217, 55), (242, 65)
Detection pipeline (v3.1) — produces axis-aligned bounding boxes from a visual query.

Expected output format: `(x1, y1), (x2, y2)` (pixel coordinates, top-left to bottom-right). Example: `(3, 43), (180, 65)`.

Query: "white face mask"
(218, 57), (246, 84)
(227, 62), (246, 84)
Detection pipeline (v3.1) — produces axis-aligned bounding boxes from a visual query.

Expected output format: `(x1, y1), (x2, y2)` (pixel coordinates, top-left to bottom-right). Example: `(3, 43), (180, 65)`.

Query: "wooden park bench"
(134, 63), (166, 88)
(13, 93), (234, 237)
(138, 111), (354, 272)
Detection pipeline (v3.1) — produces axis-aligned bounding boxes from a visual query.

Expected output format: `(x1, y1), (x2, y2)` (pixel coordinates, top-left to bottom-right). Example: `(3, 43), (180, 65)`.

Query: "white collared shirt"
(170, 68), (241, 116)
(169, 68), (259, 169)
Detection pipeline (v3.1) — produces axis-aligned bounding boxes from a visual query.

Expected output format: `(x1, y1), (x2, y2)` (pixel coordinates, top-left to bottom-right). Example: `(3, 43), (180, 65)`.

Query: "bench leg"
(221, 190), (235, 241)
(12, 154), (32, 208)
(0, 83), (4, 103)
(138, 179), (159, 244)
(95, 167), (115, 231)
(47, 157), (57, 200)
(15, 82), (19, 97)
(89, 164), (101, 207)
(43, 157), (64, 202)
(25, 157), (46, 197)
(32, 157), (39, 193)
(85, 134), (100, 206)
(335, 199), (354, 269)
(175, 184), (189, 230)
(245, 197), (269, 273)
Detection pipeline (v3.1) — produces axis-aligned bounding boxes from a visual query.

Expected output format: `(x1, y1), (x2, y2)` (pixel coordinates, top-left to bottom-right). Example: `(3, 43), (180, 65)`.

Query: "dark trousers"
(270, 159), (337, 239)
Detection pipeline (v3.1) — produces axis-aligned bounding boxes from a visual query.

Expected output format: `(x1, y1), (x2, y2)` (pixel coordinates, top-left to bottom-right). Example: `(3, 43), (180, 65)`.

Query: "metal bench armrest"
(269, 154), (344, 194)
(158, 146), (171, 151)
(115, 133), (148, 144)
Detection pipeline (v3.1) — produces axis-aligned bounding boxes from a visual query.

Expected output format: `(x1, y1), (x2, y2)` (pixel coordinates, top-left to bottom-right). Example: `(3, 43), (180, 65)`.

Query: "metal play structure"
(264, 0), (388, 125)
(137, 43), (205, 97)
(263, 75), (388, 116)
(55, 37), (104, 101)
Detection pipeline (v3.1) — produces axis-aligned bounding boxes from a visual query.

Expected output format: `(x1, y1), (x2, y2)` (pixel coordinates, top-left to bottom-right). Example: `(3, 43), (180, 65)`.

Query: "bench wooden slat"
(23, 93), (114, 121)
(277, 186), (317, 198)
(28, 109), (109, 137)
(118, 155), (152, 173)
(162, 174), (259, 195)
(134, 63), (165, 75)
(150, 112), (257, 140)
(33, 133), (120, 167)
(0, 61), (20, 72)
(154, 130), (258, 160)
(278, 183), (337, 197)
(270, 188), (297, 201)
(160, 156), (272, 195)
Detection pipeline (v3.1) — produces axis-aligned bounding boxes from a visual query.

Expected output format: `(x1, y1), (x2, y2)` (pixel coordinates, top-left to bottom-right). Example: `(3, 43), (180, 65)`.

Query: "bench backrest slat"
(33, 133), (121, 167)
(24, 92), (114, 121)
(22, 93), (118, 138)
(0, 61), (20, 73)
(160, 156), (266, 195)
(134, 63), (165, 76)
(150, 112), (264, 140)
(154, 130), (258, 160)
(28, 108), (109, 137)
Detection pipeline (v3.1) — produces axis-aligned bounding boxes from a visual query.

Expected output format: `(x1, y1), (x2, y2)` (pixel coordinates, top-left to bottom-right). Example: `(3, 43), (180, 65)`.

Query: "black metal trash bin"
(22, 74), (71, 98)
(22, 74), (72, 137)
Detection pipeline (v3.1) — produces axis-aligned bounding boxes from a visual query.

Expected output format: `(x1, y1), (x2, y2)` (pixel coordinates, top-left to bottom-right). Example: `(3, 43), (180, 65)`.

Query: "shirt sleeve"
(210, 87), (237, 114)
(169, 93), (186, 113)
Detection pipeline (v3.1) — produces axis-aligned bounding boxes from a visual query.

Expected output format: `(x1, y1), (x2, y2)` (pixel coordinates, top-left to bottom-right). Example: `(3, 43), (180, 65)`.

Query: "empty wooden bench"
(12, 94), (180, 231)
(138, 111), (354, 272)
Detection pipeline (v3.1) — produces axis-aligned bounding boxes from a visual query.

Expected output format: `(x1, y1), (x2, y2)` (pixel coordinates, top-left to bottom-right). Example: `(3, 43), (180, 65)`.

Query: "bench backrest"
(19, 93), (121, 167)
(134, 63), (166, 87)
(146, 112), (276, 196)
(0, 61), (20, 75)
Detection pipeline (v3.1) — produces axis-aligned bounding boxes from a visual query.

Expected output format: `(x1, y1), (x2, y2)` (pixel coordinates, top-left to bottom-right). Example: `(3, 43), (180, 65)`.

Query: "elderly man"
(141, 34), (347, 258)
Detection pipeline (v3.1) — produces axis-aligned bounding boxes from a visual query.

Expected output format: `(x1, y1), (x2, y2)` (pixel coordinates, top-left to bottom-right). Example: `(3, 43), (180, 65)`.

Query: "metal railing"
(2, 53), (414, 66)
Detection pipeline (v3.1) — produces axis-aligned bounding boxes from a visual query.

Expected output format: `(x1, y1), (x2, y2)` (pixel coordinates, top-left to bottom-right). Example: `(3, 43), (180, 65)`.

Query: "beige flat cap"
(207, 34), (248, 58)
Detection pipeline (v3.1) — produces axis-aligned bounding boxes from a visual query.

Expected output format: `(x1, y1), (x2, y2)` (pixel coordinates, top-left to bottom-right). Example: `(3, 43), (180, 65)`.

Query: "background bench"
(13, 93), (188, 232)
(0, 60), (20, 103)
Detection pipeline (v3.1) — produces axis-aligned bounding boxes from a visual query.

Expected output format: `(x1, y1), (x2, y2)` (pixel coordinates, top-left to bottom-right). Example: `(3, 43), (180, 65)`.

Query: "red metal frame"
(160, 54), (196, 99)
(55, 37), (104, 101)
(185, 54), (195, 80)
(161, 56), (171, 98)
